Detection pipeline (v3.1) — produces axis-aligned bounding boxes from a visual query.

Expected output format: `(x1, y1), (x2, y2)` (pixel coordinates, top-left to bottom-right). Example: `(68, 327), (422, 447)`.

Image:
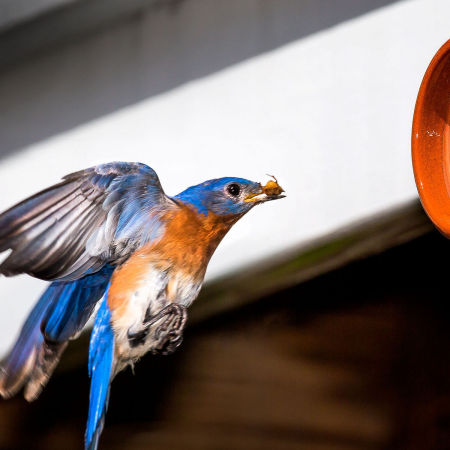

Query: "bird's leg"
(127, 304), (187, 355)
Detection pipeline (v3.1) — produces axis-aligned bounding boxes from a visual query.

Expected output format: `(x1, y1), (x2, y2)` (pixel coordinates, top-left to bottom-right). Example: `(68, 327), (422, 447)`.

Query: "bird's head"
(174, 176), (285, 218)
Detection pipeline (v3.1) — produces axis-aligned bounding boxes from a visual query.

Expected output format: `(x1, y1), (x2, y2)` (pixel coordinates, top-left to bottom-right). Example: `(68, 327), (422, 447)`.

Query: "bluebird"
(0, 162), (285, 449)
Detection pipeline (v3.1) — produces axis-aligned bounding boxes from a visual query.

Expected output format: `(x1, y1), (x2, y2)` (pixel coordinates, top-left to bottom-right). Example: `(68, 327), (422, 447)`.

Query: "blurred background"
(0, 0), (449, 449)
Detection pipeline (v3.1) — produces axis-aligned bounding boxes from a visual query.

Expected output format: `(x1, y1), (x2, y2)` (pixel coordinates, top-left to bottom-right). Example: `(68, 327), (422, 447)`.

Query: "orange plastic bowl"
(412, 40), (450, 236)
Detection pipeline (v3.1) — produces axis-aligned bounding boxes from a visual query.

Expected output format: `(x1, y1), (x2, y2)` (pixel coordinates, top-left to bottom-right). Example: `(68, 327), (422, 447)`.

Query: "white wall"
(0, 0), (448, 355)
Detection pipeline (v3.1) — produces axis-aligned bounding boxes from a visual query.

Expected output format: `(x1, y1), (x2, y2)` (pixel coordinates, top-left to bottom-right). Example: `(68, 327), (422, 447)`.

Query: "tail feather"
(85, 293), (115, 450)
(0, 267), (113, 401)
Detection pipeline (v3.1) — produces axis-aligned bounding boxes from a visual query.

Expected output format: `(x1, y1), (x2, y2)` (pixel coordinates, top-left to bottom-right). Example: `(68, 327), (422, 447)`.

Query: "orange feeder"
(412, 40), (450, 236)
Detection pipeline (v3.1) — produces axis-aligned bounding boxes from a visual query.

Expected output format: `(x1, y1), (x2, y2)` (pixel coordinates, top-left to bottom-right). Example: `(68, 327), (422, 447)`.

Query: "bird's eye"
(226, 183), (241, 197)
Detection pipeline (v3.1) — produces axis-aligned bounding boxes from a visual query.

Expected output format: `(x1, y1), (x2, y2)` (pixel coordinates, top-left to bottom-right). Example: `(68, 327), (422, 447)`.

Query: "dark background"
(1, 229), (450, 450)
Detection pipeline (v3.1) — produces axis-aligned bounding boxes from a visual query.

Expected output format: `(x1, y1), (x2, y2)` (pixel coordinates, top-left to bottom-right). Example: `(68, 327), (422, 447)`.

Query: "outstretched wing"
(0, 162), (173, 281)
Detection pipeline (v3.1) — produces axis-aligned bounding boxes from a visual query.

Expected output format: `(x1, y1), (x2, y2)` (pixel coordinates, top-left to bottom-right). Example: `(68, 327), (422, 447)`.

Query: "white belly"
(110, 264), (203, 367)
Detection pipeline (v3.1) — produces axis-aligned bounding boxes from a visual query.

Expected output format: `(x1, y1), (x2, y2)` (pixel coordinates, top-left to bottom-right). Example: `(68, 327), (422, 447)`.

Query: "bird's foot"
(151, 304), (187, 355)
(127, 304), (187, 355)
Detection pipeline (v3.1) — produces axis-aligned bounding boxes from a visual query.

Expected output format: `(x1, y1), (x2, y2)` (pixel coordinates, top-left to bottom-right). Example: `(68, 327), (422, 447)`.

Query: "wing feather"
(0, 162), (172, 281)
(29, 200), (102, 275)
(0, 183), (83, 250)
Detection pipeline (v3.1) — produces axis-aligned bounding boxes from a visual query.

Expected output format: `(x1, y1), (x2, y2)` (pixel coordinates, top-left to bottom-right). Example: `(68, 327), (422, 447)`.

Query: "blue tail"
(85, 292), (115, 450)
(0, 266), (113, 401)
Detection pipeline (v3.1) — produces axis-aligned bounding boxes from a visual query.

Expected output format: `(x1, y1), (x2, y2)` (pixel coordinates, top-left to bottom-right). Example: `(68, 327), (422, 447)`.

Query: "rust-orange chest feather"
(153, 204), (240, 274)
(107, 204), (238, 316)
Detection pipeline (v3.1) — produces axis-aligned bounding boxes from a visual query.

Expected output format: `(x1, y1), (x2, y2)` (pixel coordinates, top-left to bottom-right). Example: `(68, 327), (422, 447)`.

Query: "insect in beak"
(245, 175), (286, 203)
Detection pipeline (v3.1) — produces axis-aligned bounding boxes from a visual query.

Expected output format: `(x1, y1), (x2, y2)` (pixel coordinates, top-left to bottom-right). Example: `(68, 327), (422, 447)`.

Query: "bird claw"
(152, 331), (184, 356)
(151, 304), (187, 355)
(128, 304), (187, 354)
(153, 304), (186, 339)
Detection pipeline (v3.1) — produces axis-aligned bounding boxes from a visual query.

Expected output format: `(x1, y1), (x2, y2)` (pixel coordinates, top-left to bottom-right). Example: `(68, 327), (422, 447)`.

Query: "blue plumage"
(0, 162), (167, 281)
(86, 293), (114, 450)
(0, 284), (56, 399)
(175, 177), (262, 216)
(0, 161), (285, 450)
(0, 269), (113, 401)
(43, 266), (113, 342)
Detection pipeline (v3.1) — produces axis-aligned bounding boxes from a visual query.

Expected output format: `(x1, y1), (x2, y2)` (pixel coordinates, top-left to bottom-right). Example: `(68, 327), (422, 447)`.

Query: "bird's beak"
(244, 176), (286, 203)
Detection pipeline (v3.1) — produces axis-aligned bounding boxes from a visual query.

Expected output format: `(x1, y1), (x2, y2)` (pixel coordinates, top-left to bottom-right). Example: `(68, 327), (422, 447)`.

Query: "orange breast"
(149, 203), (238, 278)
(107, 203), (237, 314)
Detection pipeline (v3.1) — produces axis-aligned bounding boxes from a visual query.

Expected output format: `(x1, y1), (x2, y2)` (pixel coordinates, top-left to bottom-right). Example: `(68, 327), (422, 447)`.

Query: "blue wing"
(0, 266), (113, 401)
(42, 265), (114, 342)
(0, 283), (56, 400)
(85, 293), (115, 450)
(0, 162), (174, 281)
